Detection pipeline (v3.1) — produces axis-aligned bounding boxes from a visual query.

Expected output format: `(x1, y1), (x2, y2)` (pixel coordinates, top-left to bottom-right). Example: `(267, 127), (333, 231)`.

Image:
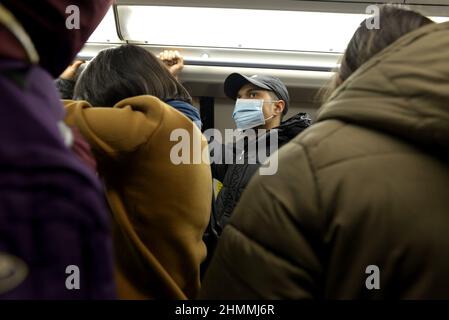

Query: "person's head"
(224, 73), (289, 130)
(321, 5), (434, 102)
(74, 44), (192, 107)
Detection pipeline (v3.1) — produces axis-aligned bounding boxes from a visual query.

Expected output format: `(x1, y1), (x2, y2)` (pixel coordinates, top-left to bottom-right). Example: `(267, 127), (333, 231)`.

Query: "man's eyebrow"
(237, 87), (262, 97)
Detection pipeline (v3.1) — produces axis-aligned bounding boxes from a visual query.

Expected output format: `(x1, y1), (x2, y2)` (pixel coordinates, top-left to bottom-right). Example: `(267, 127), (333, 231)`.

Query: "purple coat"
(0, 60), (116, 299)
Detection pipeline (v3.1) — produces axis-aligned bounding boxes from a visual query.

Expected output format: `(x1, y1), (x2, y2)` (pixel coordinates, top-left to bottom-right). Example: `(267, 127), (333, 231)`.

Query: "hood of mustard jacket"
(200, 21), (449, 299)
(64, 95), (212, 299)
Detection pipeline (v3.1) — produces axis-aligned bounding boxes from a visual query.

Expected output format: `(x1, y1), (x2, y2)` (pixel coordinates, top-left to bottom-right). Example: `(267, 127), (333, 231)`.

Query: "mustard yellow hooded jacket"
(64, 95), (211, 299)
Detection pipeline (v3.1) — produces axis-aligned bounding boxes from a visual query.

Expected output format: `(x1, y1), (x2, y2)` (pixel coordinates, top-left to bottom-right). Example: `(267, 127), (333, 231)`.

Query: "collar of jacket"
(317, 21), (449, 158)
(276, 112), (312, 144)
(236, 112), (312, 149)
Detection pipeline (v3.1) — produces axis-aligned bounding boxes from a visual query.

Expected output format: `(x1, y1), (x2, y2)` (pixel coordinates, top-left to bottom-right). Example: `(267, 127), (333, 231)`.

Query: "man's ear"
(274, 100), (285, 116)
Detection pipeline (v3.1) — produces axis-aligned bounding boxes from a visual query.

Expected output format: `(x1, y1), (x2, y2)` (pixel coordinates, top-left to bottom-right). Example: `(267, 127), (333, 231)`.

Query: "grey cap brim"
(224, 73), (272, 100)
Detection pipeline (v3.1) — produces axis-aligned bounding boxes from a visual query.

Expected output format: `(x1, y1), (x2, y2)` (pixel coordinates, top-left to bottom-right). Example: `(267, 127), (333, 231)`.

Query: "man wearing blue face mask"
(159, 52), (312, 274)
(229, 74), (289, 130)
(211, 73), (312, 232)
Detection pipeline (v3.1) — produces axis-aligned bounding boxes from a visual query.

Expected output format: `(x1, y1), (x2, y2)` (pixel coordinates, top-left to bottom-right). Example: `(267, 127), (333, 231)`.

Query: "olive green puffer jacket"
(200, 21), (449, 299)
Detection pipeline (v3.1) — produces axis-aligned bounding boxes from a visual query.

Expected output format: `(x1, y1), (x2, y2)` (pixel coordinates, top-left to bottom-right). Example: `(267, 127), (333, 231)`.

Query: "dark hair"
(320, 5), (434, 102)
(74, 45), (192, 106)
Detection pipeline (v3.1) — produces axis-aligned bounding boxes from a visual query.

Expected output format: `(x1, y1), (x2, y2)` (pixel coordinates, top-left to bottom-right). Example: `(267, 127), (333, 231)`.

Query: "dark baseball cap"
(224, 73), (290, 114)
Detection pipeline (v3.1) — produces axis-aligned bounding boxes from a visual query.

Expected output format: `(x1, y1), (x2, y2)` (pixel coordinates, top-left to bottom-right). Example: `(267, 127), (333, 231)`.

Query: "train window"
(87, 8), (122, 43)
(117, 6), (369, 53)
(432, 16), (449, 23)
(87, 5), (449, 53)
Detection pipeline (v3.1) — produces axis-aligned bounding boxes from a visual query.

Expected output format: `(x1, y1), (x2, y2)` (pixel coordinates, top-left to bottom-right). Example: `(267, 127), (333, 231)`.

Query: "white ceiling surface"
(81, 1), (449, 105)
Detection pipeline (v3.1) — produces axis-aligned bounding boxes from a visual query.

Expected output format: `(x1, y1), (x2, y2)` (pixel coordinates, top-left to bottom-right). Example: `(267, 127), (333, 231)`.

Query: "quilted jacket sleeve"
(199, 141), (324, 299)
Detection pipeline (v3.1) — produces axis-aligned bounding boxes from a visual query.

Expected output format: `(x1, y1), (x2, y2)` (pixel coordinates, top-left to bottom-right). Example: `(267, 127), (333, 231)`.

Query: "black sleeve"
(55, 78), (75, 100)
(200, 190), (221, 280)
(209, 143), (228, 182)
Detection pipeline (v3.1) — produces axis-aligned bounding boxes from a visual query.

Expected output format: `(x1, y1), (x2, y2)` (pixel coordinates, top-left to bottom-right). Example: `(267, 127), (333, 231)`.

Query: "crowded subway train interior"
(0, 0), (449, 304)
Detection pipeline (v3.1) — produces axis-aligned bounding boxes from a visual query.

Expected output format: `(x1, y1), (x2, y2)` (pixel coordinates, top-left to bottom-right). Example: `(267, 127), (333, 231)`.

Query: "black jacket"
(211, 113), (312, 232)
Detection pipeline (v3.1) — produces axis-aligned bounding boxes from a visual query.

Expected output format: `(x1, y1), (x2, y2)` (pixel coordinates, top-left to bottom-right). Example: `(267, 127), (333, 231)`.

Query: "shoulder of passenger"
(63, 95), (169, 114)
(290, 119), (346, 149)
(62, 96), (169, 126)
(275, 119), (348, 172)
(288, 119), (415, 172)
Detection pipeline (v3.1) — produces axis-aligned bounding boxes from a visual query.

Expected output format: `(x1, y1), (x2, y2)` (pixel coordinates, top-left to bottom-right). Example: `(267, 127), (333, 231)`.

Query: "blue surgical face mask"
(232, 99), (276, 130)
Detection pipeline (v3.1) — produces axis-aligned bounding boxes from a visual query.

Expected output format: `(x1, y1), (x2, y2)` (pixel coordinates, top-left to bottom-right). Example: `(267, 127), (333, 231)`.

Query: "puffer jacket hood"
(2, 0), (112, 77)
(318, 21), (449, 158)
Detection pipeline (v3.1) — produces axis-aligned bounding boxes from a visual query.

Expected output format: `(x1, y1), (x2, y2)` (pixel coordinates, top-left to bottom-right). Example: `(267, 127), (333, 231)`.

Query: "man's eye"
(249, 93), (257, 98)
